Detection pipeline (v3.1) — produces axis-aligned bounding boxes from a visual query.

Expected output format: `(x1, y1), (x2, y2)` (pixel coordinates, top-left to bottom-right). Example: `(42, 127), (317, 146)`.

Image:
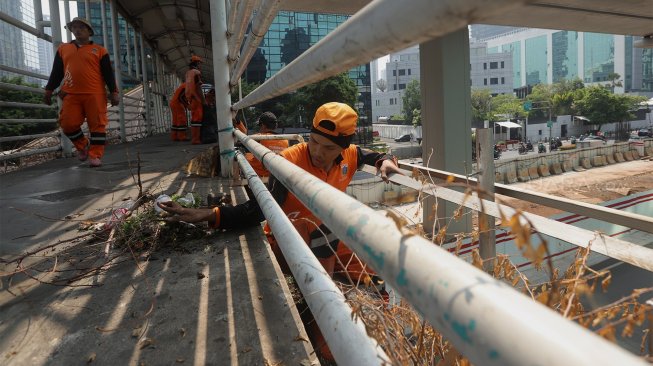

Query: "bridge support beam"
(419, 28), (472, 238)
(210, 0), (235, 177)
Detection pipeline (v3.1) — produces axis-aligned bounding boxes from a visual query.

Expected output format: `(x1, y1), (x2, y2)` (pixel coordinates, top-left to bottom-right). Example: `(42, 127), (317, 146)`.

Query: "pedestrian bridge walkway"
(0, 135), (317, 365)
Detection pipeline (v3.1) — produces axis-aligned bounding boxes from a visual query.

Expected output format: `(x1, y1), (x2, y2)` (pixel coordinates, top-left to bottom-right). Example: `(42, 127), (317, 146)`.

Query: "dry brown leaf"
(87, 352), (96, 363)
(175, 358), (185, 363)
(179, 328), (186, 338)
(294, 335), (309, 343)
(598, 325), (616, 342)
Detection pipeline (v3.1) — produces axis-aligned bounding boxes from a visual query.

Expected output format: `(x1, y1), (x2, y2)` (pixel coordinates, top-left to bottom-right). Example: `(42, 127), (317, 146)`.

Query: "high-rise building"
(1, 0), (42, 85)
(245, 11), (372, 126)
(470, 25), (524, 41)
(482, 27), (653, 93)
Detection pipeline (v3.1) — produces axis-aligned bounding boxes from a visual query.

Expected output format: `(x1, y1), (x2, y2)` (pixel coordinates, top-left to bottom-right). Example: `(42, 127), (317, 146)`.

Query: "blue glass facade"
(508, 41), (521, 88)
(583, 33), (614, 83)
(552, 31), (578, 82)
(525, 35), (547, 85)
(246, 11), (371, 123)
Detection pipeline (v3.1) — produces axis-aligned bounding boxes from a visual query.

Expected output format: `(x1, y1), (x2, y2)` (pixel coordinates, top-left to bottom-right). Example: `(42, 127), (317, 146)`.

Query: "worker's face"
(70, 22), (91, 41)
(308, 133), (344, 171)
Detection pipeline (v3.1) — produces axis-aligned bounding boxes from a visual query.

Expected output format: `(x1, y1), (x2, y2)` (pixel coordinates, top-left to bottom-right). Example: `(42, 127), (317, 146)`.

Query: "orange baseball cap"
(190, 55), (202, 63)
(312, 102), (357, 147)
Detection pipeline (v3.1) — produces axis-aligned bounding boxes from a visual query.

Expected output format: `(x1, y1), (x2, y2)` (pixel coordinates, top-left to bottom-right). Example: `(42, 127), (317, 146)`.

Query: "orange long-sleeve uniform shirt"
(246, 134), (289, 177)
(211, 142), (395, 280)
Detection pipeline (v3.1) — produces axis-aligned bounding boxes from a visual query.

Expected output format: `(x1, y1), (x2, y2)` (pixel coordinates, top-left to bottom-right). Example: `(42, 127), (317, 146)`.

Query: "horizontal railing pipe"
(0, 146), (61, 161)
(248, 133), (304, 143)
(366, 165), (653, 272)
(0, 65), (49, 80)
(400, 162), (653, 234)
(0, 82), (47, 94)
(235, 129), (646, 366)
(0, 131), (59, 143)
(234, 150), (389, 365)
(0, 119), (57, 124)
(0, 101), (56, 110)
(229, 0), (280, 85)
(228, 0), (258, 61)
(0, 11), (52, 42)
(233, 0), (526, 109)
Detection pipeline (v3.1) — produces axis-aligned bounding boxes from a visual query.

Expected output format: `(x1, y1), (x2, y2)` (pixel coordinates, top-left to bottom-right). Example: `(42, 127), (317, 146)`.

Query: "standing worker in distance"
(169, 82), (189, 141)
(185, 55), (204, 144)
(234, 111), (289, 177)
(44, 17), (119, 167)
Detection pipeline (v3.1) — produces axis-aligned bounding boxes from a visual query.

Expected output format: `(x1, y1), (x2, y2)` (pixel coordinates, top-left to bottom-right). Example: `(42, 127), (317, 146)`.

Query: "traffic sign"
(523, 101), (532, 111)
(547, 121), (553, 128)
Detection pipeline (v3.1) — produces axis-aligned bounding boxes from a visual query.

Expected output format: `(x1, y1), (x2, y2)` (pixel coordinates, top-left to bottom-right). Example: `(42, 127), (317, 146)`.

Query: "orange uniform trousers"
(169, 100), (188, 141)
(189, 99), (203, 144)
(59, 93), (108, 159)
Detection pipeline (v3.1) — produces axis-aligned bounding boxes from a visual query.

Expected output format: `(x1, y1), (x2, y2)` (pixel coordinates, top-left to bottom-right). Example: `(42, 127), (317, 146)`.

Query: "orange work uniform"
(185, 68), (203, 144)
(45, 41), (117, 159)
(246, 133), (289, 177)
(213, 142), (393, 280)
(169, 83), (189, 141)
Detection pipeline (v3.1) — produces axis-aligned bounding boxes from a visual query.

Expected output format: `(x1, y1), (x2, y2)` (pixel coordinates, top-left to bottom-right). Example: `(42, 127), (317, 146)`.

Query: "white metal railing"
(234, 150), (389, 365)
(233, 0), (528, 110)
(234, 129), (646, 365)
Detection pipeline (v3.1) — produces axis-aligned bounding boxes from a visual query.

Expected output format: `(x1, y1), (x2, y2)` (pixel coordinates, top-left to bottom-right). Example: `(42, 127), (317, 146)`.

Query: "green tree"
(471, 89), (494, 123)
(289, 73), (358, 125)
(492, 93), (527, 119)
(411, 108), (421, 127)
(573, 86), (645, 130)
(402, 80), (421, 125)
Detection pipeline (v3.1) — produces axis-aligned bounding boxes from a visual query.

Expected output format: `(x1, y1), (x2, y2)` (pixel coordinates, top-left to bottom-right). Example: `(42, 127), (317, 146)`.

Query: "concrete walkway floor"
(0, 135), (316, 365)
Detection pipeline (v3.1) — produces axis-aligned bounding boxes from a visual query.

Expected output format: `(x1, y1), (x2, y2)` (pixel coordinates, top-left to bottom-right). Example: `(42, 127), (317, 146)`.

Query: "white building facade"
(470, 42), (513, 95)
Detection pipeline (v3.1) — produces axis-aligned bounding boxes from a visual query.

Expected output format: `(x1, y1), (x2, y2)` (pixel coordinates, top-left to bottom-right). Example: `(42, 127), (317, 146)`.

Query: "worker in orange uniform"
(169, 82), (189, 141)
(159, 103), (400, 361)
(234, 111), (289, 177)
(158, 102), (400, 277)
(185, 55), (204, 144)
(44, 17), (119, 167)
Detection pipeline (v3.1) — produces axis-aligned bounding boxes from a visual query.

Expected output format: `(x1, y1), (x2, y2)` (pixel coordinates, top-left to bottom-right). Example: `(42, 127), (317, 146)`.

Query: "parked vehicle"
(518, 142), (528, 155)
(494, 145), (502, 159)
(538, 142), (546, 154)
(394, 134), (412, 142)
(637, 129), (651, 137)
(525, 140), (533, 151)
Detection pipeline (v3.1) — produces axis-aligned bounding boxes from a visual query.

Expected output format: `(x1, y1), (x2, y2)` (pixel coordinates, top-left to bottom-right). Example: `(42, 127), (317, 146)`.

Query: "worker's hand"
(110, 92), (120, 106)
(43, 90), (53, 105)
(378, 159), (403, 182)
(157, 201), (215, 224)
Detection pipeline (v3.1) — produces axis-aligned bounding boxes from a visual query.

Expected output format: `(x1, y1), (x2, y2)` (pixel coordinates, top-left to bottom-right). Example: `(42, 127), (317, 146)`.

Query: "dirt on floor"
(500, 160), (653, 217)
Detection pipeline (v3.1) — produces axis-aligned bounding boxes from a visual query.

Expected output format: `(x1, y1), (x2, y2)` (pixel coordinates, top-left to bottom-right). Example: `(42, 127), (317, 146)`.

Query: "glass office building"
(480, 26), (653, 93)
(245, 11), (372, 124)
(1, 0), (43, 85)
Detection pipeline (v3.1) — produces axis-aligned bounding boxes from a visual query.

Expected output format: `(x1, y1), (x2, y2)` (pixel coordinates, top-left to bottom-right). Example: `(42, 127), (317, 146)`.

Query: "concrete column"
(520, 39), (526, 86)
(210, 0), (235, 177)
(477, 128), (495, 271)
(419, 28), (472, 238)
(109, 0), (125, 142)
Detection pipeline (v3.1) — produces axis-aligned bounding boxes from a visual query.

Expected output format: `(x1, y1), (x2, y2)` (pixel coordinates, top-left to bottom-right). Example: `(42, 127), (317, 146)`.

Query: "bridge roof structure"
(115, 0), (653, 84)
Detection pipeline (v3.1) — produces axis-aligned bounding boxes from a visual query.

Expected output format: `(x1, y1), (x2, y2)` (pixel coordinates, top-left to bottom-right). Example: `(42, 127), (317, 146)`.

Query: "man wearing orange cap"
(159, 102), (401, 278)
(185, 55), (204, 144)
(169, 82), (189, 141)
(44, 17), (119, 167)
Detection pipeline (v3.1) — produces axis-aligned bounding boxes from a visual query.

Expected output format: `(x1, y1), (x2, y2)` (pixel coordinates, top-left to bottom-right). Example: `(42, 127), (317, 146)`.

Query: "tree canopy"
(0, 77), (58, 140)
(573, 86), (645, 129)
(289, 73), (358, 126)
(402, 80), (421, 125)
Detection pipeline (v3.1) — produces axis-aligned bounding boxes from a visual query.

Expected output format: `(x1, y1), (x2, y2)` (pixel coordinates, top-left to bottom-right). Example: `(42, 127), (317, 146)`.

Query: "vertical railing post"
(84, 0), (90, 21)
(100, 0), (109, 48)
(124, 22), (132, 77)
(33, 0), (44, 33)
(210, 0), (235, 177)
(109, 0), (126, 142)
(133, 28), (140, 79)
(48, 0), (72, 156)
(139, 31), (152, 135)
(477, 128), (496, 271)
(63, 0), (72, 42)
